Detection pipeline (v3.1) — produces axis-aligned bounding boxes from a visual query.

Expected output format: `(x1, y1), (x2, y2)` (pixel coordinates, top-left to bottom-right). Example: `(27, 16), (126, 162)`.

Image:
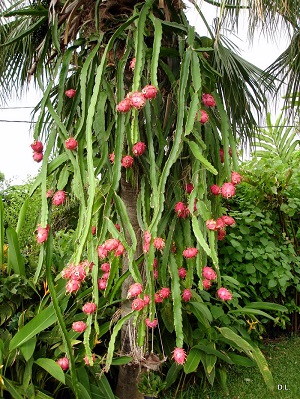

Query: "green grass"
(163, 335), (300, 399)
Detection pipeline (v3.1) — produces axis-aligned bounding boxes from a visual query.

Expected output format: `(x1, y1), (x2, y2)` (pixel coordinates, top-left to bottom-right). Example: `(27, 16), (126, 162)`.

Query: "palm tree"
(0, 1), (298, 399)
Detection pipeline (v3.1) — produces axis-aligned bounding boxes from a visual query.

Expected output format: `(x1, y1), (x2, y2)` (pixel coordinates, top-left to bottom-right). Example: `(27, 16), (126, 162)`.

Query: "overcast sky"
(0, 2), (290, 185)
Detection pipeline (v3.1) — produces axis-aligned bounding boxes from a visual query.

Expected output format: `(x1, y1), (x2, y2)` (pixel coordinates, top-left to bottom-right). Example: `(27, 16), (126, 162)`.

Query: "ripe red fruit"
(117, 98), (132, 112)
(84, 353), (96, 366)
(132, 142), (146, 156)
(202, 266), (217, 281)
(172, 347), (187, 365)
(221, 215), (235, 226)
(221, 182), (236, 199)
(143, 295), (150, 305)
(231, 171), (242, 185)
(174, 202), (186, 216)
(121, 155), (134, 168)
(82, 302), (97, 314)
(215, 217), (225, 229)
(206, 219), (217, 231)
(217, 287), (232, 301)
(115, 223), (121, 231)
(33, 152), (43, 163)
(97, 245), (108, 259)
(202, 279), (212, 290)
(196, 109), (209, 124)
(129, 57), (136, 70)
(91, 226), (96, 235)
(103, 238), (120, 251)
(65, 89), (76, 98)
(217, 228), (227, 241)
(178, 267), (187, 279)
(36, 224), (49, 243)
(46, 189), (53, 198)
(127, 283), (143, 299)
(159, 287), (171, 299)
(131, 298), (145, 311)
(100, 262), (110, 273)
(129, 91), (146, 109)
(31, 140), (43, 153)
(114, 242), (125, 256)
(72, 321), (87, 333)
(210, 184), (221, 195)
(220, 148), (225, 163)
(145, 318), (158, 328)
(182, 288), (192, 302)
(57, 357), (69, 370)
(52, 190), (66, 206)
(65, 137), (78, 150)
(154, 293), (163, 303)
(183, 247), (198, 258)
(98, 278), (107, 290)
(153, 237), (165, 250)
(185, 183), (194, 194)
(109, 153), (115, 163)
(142, 85), (158, 99)
(202, 93), (216, 107)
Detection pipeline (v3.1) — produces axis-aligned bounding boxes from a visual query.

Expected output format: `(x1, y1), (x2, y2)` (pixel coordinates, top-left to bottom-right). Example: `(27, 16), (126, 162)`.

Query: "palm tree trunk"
(115, 172), (143, 399)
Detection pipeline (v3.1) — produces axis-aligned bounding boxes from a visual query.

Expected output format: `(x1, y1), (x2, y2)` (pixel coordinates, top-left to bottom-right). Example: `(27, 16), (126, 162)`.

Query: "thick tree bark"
(115, 173), (143, 399)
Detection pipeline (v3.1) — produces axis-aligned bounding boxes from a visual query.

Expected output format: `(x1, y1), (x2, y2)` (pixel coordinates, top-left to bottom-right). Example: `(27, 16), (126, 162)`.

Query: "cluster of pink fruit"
(31, 140), (44, 163)
(116, 84), (157, 112)
(57, 301), (97, 370)
(143, 230), (166, 253)
(206, 214), (235, 241)
(109, 141), (147, 170)
(97, 262), (111, 291)
(97, 238), (125, 260)
(61, 260), (94, 294)
(210, 171), (242, 199)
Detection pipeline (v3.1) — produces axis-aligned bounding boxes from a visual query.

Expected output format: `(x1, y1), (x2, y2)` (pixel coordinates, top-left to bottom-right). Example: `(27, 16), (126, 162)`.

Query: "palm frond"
(264, 29), (300, 114)
(211, 33), (276, 142)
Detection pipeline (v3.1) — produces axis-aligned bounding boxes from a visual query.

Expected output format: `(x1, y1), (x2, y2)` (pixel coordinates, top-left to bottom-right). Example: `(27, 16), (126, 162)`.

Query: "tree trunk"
(115, 173), (143, 399)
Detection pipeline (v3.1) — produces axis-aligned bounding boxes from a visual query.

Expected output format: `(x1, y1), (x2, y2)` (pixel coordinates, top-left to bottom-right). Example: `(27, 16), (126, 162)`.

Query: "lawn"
(164, 335), (300, 399)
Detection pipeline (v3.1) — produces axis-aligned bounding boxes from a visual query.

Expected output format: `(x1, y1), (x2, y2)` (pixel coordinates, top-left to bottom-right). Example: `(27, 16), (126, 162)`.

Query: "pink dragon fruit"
(57, 357), (69, 370)
(172, 347), (187, 365)
(221, 215), (235, 226)
(127, 283), (143, 299)
(114, 242), (125, 256)
(98, 278), (107, 290)
(100, 263), (110, 273)
(182, 288), (192, 302)
(46, 189), (53, 198)
(36, 224), (50, 244)
(131, 298), (145, 311)
(101, 272), (110, 280)
(154, 293), (163, 303)
(33, 152), (43, 163)
(72, 321), (87, 333)
(217, 287), (232, 301)
(215, 217), (226, 230)
(82, 302), (97, 314)
(202, 93), (216, 107)
(69, 264), (86, 281)
(185, 183), (194, 194)
(109, 153), (115, 163)
(31, 140), (43, 153)
(183, 247), (198, 258)
(116, 98), (132, 112)
(129, 57), (136, 70)
(52, 190), (66, 206)
(132, 142), (146, 156)
(196, 109), (209, 124)
(231, 171), (242, 185)
(97, 245), (108, 259)
(65, 137), (78, 150)
(202, 266), (217, 281)
(65, 89), (76, 98)
(121, 155), (134, 168)
(206, 219), (218, 231)
(202, 279), (212, 290)
(159, 287), (171, 299)
(142, 85), (158, 99)
(65, 279), (81, 294)
(153, 237), (165, 250)
(221, 182), (236, 199)
(115, 223), (121, 231)
(103, 238), (120, 251)
(217, 228), (227, 241)
(210, 184), (221, 195)
(178, 267), (187, 279)
(143, 295), (150, 305)
(128, 92), (146, 109)
(83, 353), (96, 366)
(145, 318), (158, 328)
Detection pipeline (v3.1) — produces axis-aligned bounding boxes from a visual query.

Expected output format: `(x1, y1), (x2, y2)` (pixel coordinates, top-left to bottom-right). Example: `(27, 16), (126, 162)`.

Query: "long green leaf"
(184, 348), (202, 374)
(188, 141), (218, 175)
(170, 254), (183, 347)
(9, 305), (56, 351)
(35, 358), (65, 384)
(16, 198), (29, 237)
(6, 227), (25, 276)
(0, 196), (4, 265)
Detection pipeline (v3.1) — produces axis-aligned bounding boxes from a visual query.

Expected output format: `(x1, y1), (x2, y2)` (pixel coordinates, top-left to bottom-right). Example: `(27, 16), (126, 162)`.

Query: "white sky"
(0, 2), (290, 185)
